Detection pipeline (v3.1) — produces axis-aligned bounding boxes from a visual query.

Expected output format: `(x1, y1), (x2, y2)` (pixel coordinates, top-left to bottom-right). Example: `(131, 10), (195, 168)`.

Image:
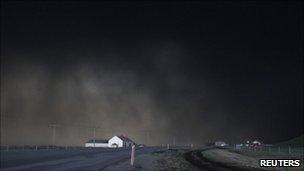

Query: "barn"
(108, 135), (135, 148)
(85, 139), (108, 148)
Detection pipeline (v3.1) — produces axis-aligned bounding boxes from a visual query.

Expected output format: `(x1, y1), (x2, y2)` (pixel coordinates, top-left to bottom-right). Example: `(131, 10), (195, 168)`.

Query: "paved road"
(1, 147), (160, 171)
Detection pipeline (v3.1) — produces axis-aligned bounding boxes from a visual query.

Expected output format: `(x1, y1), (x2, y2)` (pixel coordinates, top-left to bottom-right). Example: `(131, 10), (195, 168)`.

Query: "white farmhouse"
(85, 139), (108, 148)
(214, 141), (227, 147)
(252, 140), (262, 147)
(108, 135), (135, 148)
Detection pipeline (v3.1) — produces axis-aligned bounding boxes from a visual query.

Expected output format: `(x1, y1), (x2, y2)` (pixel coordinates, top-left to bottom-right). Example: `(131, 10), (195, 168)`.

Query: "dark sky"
(1, 1), (303, 145)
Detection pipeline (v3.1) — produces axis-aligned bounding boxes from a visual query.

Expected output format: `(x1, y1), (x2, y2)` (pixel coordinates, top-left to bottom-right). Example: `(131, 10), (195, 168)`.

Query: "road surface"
(1, 147), (160, 171)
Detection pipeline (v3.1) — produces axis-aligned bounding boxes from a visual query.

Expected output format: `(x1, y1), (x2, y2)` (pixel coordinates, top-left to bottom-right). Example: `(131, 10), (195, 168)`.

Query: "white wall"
(108, 136), (123, 148)
(85, 143), (108, 148)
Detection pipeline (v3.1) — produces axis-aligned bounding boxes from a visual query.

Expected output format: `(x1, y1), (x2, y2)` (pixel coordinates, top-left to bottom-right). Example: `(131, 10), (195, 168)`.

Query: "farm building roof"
(118, 135), (134, 142)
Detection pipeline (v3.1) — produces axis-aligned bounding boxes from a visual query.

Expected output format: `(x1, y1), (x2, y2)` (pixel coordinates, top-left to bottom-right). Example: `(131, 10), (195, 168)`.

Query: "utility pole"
(1, 114), (8, 148)
(49, 124), (59, 148)
(88, 125), (101, 147)
(140, 130), (151, 146)
(1, 51), (7, 148)
(145, 131), (150, 146)
(173, 136), (176, 147)
(171, 131), (179, 147)
(70, 124), (104, 147)
(1, 114), (19, 147)
(93, 127), (96, 147)
(187, 137), (190, 147)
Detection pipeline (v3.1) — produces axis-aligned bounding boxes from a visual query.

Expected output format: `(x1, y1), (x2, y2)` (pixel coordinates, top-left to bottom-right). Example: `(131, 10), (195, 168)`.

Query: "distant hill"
(276, 135), (304, 147)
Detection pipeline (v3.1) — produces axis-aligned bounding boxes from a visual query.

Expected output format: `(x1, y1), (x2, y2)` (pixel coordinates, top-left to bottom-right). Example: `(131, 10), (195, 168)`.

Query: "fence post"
(130, 145), (135, 166)
(167, 144), (170, 150)
(35, 145), (38, 150)
(288, 146), (291, 154)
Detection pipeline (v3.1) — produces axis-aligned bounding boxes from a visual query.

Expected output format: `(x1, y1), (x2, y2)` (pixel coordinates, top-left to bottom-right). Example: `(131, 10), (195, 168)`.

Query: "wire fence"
(234, 145), (304, 156)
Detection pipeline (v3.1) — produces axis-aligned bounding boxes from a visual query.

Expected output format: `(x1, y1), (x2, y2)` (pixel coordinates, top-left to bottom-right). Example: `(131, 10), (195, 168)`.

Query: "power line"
(49, 124), (60, 147)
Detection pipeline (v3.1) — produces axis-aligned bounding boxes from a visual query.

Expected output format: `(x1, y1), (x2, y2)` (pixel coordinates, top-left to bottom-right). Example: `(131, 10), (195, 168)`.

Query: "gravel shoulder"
(103, 149), (200, 171)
